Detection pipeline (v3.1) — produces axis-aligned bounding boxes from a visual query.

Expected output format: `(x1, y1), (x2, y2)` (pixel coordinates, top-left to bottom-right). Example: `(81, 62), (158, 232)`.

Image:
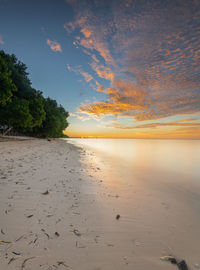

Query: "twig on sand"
(0, 240), (12, 244)
(15, 235), (24, 242)
(44, 232), (50, 239)
(21, 257), (35, 270)
(8, 257), (16, 264)
(12, 251), (21, 255)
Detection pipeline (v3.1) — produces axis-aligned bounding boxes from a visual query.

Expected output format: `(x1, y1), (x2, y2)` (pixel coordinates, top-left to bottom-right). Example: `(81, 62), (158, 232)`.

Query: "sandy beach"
(0, 138), (200, 270)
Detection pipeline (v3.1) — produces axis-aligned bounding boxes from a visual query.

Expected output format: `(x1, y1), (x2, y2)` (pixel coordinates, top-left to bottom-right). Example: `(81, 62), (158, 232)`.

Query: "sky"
(0, 0), (200, 139)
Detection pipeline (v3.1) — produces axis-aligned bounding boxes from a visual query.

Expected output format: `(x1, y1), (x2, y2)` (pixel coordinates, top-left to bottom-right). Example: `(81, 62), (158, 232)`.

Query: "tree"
(33, 97), (69, 137)
(0, 96), (33, 129)
(0, 50), (31, 98)
(29, 97), (46, 128)
(0, 53), (17, 106)
(0, 50), (69, 137)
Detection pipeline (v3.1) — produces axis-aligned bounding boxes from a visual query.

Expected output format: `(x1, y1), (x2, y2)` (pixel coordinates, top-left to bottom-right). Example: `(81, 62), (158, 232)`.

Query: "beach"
(0, 138), (200, 270)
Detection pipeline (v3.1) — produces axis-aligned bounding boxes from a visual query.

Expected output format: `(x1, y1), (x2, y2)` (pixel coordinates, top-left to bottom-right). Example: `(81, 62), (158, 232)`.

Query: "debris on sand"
(116, 214), (120, 220)
(55, 232), (60, 237)
(26, 214), (33, 218)
(44, 232), (50, 239)
(21, 257), (35, 270)
(42, 190), (49, 195)
(160, 256), (189, 270)
(160, 256), (177, 264)
(73, 229), (81, 237)
(177, 260), (189, 270)
(12, 251), (21, 255)
(33, 236), (38, 243)
(57, 261), (68, 267)
(15, 235), (24, 242)
(8, 257), (15, 264)
(8, 257), (17, 265)
(0, 240), (12, 244)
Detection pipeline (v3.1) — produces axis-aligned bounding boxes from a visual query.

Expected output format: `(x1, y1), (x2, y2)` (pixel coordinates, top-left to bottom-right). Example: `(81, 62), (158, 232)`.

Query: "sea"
(66, 139), (200, 187)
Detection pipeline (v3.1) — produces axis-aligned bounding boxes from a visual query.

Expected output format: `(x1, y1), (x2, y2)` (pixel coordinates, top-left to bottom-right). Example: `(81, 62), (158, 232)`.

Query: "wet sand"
(0, 138), (200, 270)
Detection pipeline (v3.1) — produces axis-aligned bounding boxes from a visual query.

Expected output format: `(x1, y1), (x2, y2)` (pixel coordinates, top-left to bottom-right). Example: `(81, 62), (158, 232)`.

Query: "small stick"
(15, 235), (24, 242)
(21, 257), (35, 270)
(0, 240), (12, 244)
(44, 232), (50, 239)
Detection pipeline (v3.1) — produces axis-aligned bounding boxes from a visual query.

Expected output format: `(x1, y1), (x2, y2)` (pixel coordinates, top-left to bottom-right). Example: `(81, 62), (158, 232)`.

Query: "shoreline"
(0, 138), (199, 269)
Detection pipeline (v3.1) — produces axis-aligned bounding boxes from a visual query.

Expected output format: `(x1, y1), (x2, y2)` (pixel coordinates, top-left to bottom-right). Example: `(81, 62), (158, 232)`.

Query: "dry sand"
(0, 138), (200, 270)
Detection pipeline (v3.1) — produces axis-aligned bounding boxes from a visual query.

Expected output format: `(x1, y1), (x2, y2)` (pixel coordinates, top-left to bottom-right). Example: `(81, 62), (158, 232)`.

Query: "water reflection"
(67, 139), (200, 182)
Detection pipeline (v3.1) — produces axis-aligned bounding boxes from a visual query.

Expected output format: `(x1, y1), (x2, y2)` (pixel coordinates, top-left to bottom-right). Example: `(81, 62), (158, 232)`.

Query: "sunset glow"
(1, 0), (199, 138)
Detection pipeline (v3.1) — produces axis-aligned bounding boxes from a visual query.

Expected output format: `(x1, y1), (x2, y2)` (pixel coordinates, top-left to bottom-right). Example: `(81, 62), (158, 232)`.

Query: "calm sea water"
(64, 138), (200, 265)
(66, 139), (200, 185)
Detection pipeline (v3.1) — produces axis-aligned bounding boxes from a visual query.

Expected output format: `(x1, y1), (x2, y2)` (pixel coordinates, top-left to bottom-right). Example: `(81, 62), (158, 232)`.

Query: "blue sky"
(0, 0), (200, 138)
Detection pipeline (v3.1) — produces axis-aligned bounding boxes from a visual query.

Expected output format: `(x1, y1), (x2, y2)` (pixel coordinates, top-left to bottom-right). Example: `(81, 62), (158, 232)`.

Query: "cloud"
(66, 0), (200, 122)
(95, 82), (106, 93)
(66, 64), (94, 83)
(91, 63), (114, 81)
(79, 78), (149, 119)
(135, 122), (200, 129)
(79, 75), (200, 121)
(0, 35), (4, 44)
(64, 6), (115, 66)
(47, 39), (62, 52)
(105, 119), (200, 131)
(79, 70), (93, 82)
(66, 64), (71, 71)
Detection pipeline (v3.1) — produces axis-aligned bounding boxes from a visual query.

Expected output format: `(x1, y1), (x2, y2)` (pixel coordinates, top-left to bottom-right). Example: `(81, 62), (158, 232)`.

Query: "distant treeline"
(0, 50), (69, 137)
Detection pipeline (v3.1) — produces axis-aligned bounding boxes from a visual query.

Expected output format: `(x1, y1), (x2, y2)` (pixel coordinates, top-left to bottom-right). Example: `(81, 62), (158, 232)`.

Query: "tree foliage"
(32, 98), (69, 137)
(0, 54), (17, 106)
(0, 50), (69, 137)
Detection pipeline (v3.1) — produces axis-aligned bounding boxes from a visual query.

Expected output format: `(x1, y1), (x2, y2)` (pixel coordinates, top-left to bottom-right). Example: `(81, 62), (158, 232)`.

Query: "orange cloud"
(95, 82), (106, 93)
(65, 119), (200, 139)
(66, 64), (94, 83)
(64, 10), (115, 66)
(79, 78), (147, 119)
(79, 70), (93, 82)
(103, 118), (200, 133)
(47, 39), (62, 52)
(66, 0), (200, 127)
(80, 28), (92, 38)
(91, 63), (114, 81)
(79, 74), (200, 121)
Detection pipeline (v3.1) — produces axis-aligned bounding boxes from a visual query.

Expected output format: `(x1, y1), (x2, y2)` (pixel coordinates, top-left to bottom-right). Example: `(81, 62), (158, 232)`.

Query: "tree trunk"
(2, 127), (13, 136)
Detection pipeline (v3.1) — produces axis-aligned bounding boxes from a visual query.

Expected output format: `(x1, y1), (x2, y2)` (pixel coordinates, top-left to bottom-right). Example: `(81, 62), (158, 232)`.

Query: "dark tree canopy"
(32, 98), (69, 137)
(0, 54), (17, 106)
(0, 50), (69, 137)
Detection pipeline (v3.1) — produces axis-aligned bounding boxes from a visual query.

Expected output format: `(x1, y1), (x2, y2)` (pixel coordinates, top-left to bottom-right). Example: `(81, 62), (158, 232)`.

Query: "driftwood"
(2, 127), (13, 136)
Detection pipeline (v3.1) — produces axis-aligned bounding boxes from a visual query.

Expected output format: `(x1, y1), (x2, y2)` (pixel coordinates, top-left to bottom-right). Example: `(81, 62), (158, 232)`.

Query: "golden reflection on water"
(67, 139), (200, 187)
